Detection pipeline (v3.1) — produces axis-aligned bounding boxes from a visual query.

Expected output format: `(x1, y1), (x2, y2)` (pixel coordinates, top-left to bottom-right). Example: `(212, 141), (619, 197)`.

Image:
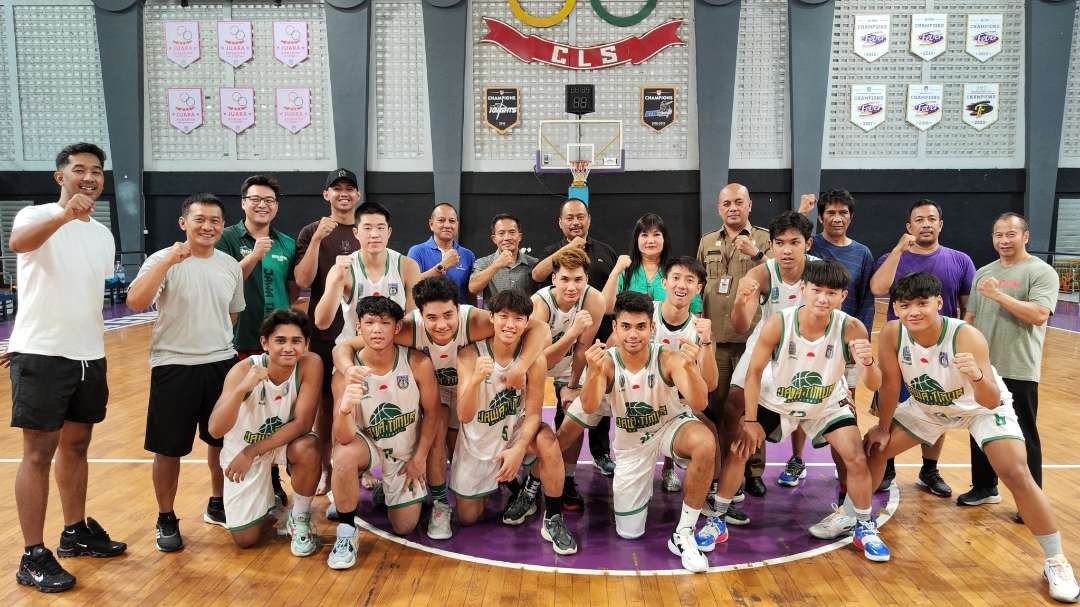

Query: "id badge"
(717, 275), (732, 294)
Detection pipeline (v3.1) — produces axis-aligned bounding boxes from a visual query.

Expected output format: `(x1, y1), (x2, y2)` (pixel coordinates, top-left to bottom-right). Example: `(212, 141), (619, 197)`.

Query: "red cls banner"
(480, 17), (684, 70)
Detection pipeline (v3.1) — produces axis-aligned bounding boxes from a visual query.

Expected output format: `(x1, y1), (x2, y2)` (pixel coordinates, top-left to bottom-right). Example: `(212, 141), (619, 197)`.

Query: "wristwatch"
(435, 264), (446, 274)
(751, 250), (765, 261)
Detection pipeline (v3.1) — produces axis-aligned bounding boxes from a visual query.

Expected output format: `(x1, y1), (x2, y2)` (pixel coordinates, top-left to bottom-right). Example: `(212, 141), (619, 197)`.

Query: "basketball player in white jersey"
(328, 296), (441, 570)
(207, 310), (323, 556)
(732, 261), (889, 561)
(580, 291), (715, 572)
(865, 272), (1079, 601)
(714, 211), (816, 525)
(314, 201), (421, 342)
(529, 247), (606, 510)
(453, 290), (578, 555)
(330, 276), (550, 540)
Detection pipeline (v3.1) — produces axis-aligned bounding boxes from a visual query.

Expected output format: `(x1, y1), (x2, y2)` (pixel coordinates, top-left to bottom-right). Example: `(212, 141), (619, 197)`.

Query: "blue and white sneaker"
(852, 520), (890, 562)
(695, 516), (728, 553)
(327, 523), (360, 570)
(777, 456), (807, 487)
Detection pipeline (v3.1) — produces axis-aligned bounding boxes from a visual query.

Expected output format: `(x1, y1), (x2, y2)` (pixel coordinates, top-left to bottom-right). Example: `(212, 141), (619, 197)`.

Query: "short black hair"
(994, 212), (1029, 232)
(354, 201), (391, 225)
(817, 189), (855, 216)
(56, 142), (106, 169)
(663, 255), (706, 284)
(356, 295), (405, 323)
(241, 174), (281, 200)
(487, 288), (533, 316)
(802, 260), (851, 290)
(559, 198), (589, 217)
(613, 290), (654, 319)
(490, 213), (521, 233)
(181, 193), (225, 218)
(769, 210), (813, 241)
(413, 276), (458, 312)
(430, 202), (457, 218)
(259, 309), (313, 340)
(890, 271), (942, 302)
(908, 199), (942, 221)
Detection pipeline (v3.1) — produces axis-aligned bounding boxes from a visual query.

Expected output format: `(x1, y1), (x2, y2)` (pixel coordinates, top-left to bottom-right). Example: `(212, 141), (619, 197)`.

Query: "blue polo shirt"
(407, 236), (475, 302)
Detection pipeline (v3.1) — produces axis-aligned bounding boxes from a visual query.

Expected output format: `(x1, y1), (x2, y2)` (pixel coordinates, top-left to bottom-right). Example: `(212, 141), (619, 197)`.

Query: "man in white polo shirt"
(9, 143), (126, 593)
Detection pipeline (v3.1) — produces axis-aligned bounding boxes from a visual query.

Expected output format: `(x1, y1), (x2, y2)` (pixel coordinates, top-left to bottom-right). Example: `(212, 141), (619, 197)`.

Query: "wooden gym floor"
(0, 308), (1078, 605)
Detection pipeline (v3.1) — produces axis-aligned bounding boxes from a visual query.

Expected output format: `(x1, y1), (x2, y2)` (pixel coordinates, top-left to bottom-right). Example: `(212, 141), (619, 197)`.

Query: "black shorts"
(309, 338), (335, 394)
(10, 353), (108, 431)
(145, 358), (237, 457)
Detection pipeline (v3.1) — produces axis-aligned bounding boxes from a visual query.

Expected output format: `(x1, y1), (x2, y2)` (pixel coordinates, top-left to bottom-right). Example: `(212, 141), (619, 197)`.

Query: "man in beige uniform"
(696, 183), (771, 497)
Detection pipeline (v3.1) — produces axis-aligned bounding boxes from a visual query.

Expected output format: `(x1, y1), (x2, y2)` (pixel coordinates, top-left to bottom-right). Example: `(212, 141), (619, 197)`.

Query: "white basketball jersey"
(353, 346), (421, 459)
(411, 304), (474, 406)
(459, 340), (525, 460)
(337, 249), (407, 343)
(606, 343), (691, 451)
(536, 285), (590, 381)
(898, 317), (1009, 417)
(651, 301), (699, 349)
(222, 354), (300, 465)
(746, 257), (816, 344)
(760, 307), (851, 415)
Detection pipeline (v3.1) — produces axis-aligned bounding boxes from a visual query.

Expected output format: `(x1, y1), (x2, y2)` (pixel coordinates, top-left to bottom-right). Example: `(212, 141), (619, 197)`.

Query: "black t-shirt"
(295, 221), (360, 343)
(541, 236), (617, 340)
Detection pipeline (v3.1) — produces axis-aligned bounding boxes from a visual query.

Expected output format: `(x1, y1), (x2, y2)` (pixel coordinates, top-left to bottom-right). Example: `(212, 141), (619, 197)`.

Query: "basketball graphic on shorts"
(436, 367), (458, 387)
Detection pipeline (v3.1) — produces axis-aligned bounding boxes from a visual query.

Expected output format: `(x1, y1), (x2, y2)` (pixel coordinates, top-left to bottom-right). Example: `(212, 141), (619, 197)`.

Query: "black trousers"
(969, 378), (1042, 489)
(554, 383), (611, 458)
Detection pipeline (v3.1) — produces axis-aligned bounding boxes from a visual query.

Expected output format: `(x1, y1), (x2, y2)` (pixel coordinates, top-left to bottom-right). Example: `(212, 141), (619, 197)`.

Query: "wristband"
(973, 371), (985, 383)
(701, 341), (713, 346)
(744, 419), (757, 423)
(862, 357), (875, 367)
(751, 250), (764, 261)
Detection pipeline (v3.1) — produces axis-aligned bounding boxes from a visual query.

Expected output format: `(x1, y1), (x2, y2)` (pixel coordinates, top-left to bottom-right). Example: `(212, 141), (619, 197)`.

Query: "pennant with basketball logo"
(276, 88), (311, 133)
(218, 21), (253, 67)
(219, 88), (255, 134)
(164, 21), (200, 68)
(167, 87), (203, 134)
(273, 21), (309, 67)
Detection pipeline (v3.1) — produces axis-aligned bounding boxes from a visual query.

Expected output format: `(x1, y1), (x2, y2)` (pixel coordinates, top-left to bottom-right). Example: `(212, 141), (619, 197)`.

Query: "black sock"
(885, 458), (896, 476)
(544, 494), (562, 520)
(920, 458), (937, 475)
(158, 511), (177, 523)
(24, 543), (44, 556)
(524, 475), (541, 499)
(63, 520), (88, 535)
(338, 508), (359, 527)
(709, 480), (718, 496)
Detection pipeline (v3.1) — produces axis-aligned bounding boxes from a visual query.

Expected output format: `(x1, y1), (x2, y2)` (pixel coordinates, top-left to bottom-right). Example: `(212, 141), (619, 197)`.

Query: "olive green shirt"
(696, 225), (771, 344)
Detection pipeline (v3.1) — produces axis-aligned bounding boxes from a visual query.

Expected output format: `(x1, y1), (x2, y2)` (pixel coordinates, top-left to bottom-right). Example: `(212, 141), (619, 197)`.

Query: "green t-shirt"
(967, 256), (1059, 382)
(216, 222), (297, 350)
(617, 265), (704, 314)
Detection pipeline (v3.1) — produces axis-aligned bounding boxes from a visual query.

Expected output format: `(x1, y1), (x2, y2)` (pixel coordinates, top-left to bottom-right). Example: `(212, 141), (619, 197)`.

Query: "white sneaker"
(668, 528), (708, 573)
(427, 501), (453, 540)
(809, 504), (856, 540)
(327, 523), (360, 570)
(662, 468), (682, 493)
(1045, 555), (1080, 603)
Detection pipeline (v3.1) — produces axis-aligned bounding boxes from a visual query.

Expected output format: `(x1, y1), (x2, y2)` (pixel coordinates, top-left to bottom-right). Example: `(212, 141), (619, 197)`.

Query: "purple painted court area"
(355, 408), (894, 573)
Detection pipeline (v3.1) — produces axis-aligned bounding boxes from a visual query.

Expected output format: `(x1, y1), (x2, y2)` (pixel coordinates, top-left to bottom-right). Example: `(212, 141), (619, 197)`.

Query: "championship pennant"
(219, 88), (255, 134)
(164, 21), (200, 68)
(483, 87), (520, 134)
(640, 86), (676, 132)
(167, 87), (203, 134)
(850, 84), (887, 131)
(909, 14), (947, 61)
(962, 84), (999, 131)
(966, 14), (1003, 62)
(853, 14), (891, 62)
(273, 21), (309, 67)
(906, 84), (943, 131)
(218, 21), (253, 67)
(276, 88), (311, 133)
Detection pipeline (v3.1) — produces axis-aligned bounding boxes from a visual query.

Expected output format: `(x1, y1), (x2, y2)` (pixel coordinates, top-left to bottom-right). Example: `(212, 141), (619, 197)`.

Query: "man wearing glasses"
(217, 174), (298, 357)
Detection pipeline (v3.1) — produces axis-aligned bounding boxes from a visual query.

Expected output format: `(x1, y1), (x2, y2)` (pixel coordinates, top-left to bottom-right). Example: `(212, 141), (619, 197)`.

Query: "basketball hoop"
(569, 159), (592, 187)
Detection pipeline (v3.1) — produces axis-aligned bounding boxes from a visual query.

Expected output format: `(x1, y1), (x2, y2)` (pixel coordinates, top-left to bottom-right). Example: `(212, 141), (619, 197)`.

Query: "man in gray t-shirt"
(960, 213), (1059, 512)
(127, 194), (244, 552)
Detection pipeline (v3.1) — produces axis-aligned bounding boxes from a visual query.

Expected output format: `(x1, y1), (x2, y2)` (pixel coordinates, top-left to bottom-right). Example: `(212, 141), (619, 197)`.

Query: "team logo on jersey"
(939, 352), (949, 367)
(366, 403), (417, 440)
(396, 374), (411, 390)
(619, 374), (626, 388)
(825, 345), (835, 359)
(243, 416), (284, 444)
(648, 373), (655, 388)
(770, 287), (780, 303)
(435, 367), (458, 387)
(389, 283), (400, 296)
(477, 388), (522, 425)
(775, 371), (836, 405)
(902, 346), (912, 365)
(907, 374), (964, 406)
(788, 340), (797, 359)
(616, 401), (669, 435)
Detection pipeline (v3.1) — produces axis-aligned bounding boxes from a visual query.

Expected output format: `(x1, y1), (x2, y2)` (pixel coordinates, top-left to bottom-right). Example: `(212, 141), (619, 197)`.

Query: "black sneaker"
(203, 497), (227, 527)
(592, 454), (615, 477)
(744, 476), (767, 498)
(16, 546), (75, 593)
(561, 478), (585, 511)
(956, 486), (1002, 507)
(271, 465), (288, 507)
(57, 518), (127, 558)
(916, 468), (952, 498)
(724, 504), (751, 526)
(877, 469), (896, 492)
(156, 514), (184, 552)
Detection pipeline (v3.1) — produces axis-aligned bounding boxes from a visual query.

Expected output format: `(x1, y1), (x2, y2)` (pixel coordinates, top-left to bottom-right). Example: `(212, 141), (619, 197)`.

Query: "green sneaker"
(287, 511), (318, 557)
(541, 514), (578, 555)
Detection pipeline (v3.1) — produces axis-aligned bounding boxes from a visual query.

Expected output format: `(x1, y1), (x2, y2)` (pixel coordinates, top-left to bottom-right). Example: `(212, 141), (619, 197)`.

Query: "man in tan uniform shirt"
(696, 183), (771, 496)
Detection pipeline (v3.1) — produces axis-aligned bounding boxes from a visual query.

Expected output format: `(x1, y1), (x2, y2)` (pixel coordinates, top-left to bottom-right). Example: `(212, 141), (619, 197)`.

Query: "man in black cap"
(294, 169), (362, 491)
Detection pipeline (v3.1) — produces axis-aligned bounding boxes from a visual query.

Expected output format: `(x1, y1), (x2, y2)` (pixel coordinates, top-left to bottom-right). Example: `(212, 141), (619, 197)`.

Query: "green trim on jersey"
(565, 409), (597, 429)
(980, 434), (1023, 448)
(772, 312), (785, 362)
(614, 502), (650, 517)
(464, 305), (474, 343)
(388, 495), (425, 510)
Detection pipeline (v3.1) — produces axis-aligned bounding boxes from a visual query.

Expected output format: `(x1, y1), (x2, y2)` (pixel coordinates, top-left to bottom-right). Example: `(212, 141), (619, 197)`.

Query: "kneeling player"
(208, 310), (323, 555)
(453, 290), (578, 555)
(866, 272), (1079, 601)
(581, 291), (715, 573)
(733, 261), (889, 561)
(329, 297), (440, 570)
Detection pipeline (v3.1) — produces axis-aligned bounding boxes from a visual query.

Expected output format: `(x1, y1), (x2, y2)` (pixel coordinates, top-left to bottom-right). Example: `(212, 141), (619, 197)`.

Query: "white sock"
(712, 495), (732, 516)
(853, 506), (872, 523)
(841, 495), (858, 517)
(678, 503), (701, 533)
(1037, 532), (1064, 559)
(292, 494), (312, 517)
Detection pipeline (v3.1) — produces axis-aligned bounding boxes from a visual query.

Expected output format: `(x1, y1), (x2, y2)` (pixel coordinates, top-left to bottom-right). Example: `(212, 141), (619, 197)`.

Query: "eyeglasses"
(244, 196), (278, 206)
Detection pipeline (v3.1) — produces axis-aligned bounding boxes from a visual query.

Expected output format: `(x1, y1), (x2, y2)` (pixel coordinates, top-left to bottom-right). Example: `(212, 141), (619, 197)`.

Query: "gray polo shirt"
(472, 250), (538, 300)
